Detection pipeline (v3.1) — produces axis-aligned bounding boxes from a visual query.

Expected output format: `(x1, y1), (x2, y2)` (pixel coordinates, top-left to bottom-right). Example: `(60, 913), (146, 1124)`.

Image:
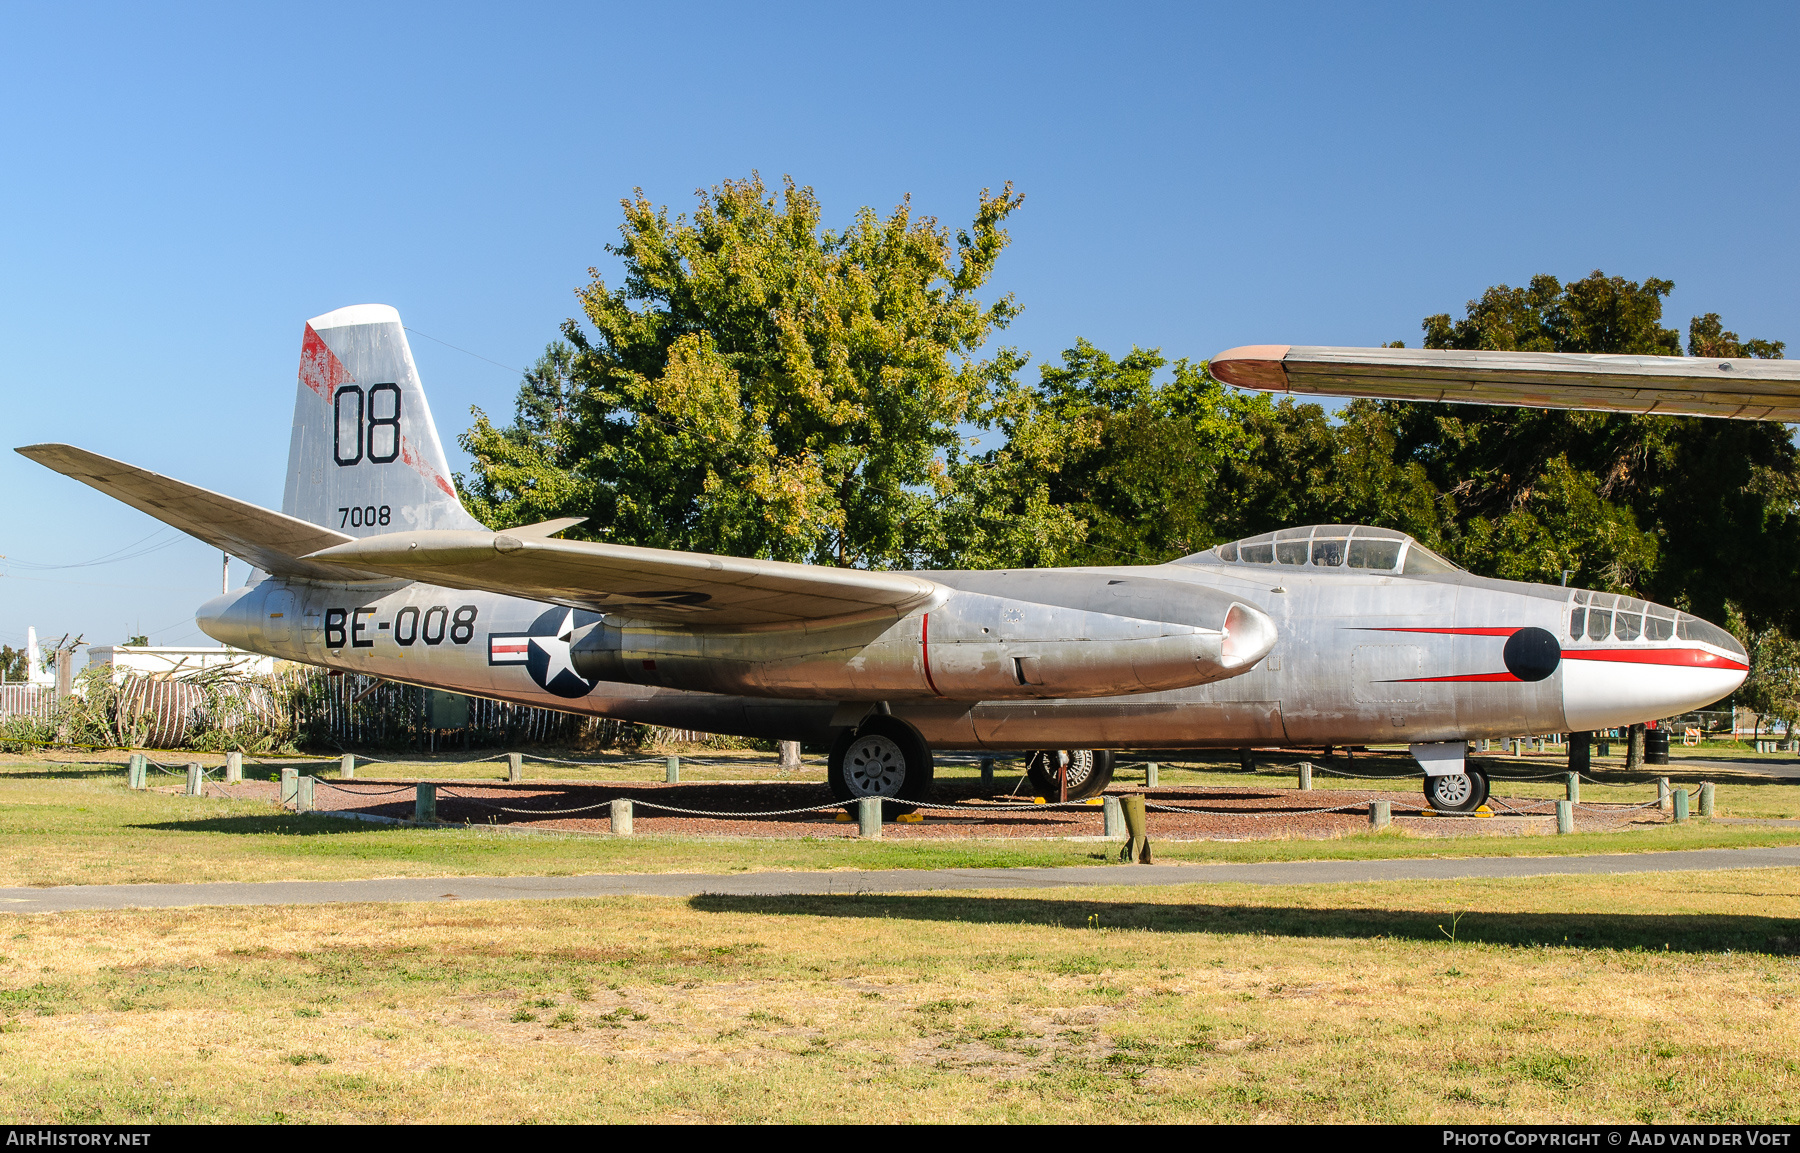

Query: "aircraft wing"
(16, 443), (381, 582)
(1209, 345), (1800, 421)
(305, 529), (946, 627)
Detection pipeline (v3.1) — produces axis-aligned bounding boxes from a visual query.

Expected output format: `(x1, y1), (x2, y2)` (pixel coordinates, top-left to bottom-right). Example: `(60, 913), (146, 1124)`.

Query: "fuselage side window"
(1276, 541), (1309, 565)
(1241, 542), (1274, 563)
(1569, 608), (1586, 640)
(1311, 539), (1346, 567)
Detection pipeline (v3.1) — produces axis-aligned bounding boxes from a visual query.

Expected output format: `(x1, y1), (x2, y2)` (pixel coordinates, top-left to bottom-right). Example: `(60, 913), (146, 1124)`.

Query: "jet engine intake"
(570, 587), (1276, 702)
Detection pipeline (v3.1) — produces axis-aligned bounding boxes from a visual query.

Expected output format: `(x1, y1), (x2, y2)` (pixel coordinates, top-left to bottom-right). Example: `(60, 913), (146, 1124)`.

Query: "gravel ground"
(193, 778), (1670, 841)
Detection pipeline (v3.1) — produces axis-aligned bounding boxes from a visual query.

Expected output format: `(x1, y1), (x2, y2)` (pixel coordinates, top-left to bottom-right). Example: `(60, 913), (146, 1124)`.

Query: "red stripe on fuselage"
(1357, 626), (1521, 636)
(1564, 647), (1747, 671)
(1386, 672), (1520, 683)
(920, 612), (943, 697)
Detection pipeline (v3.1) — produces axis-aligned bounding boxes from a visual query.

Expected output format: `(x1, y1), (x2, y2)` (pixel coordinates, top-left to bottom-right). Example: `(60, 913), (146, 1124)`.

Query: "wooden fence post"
(1672, 788), (1689, 823)
(226, 752), (243, 783)
(296, 776), (314, 813)
(1556, 799), (1574, 835)
(339, 754), (354, 780)
(1566, 773), (1580, 803)
(1369, 799), (1391, 829)
(858, 796), (882, 838)
(280, 766), (298, 806)
(507, 753), (523, 783)
(610, 798), (633, 836)
(1700, 781), (1715, 817)
(1146, 761), (1159, 788)
(185, 762), (203, 796)
(1658, 777), (1671, 811)
(665, 756), (680, 784)
(415, 783), (437, 823)
(1298, 762), (1313, 790)
(979, 757), (994, 786)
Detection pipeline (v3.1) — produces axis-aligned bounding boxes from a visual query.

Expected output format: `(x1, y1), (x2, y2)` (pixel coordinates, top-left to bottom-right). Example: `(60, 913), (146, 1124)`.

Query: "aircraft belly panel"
(967, 698), (1285, 748)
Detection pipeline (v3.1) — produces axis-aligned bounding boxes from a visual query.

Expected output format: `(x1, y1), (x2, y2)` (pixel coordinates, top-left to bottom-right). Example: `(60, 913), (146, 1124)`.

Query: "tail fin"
(282, 304), (487, 537)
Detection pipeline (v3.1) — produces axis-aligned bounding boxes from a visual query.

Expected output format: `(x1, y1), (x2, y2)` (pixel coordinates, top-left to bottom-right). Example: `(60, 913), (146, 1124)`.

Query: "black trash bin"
(1645, 725), (1670, 766)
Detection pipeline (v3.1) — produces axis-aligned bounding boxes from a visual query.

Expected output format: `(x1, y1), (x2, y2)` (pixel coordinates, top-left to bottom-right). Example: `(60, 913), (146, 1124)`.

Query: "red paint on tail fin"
(298, 323), (355, 398)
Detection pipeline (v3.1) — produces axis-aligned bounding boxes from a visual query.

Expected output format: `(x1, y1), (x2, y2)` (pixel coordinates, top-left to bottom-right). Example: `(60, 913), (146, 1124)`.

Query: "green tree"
(1728, 607), (1800, 739)
(460, 174), (1025, 568)
(1365, 270), (1795, 619)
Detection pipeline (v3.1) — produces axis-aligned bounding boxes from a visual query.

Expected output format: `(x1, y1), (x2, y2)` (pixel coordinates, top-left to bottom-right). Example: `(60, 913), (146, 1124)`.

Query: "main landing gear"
(1024, 749), (1115, 801)
(826, 716), (935, 820)
(1423, 767), (1490, 813)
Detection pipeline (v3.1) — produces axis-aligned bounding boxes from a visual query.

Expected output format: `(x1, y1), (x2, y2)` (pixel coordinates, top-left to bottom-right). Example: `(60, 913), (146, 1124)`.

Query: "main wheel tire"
(1424, 768), (1489, 813)
(1024, 749), (1115, 801)
(827, 717), (934, 819)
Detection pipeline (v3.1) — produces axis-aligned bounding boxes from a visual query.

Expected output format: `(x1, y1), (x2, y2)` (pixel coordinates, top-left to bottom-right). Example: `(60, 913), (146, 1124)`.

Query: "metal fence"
(0, 684), (54, 721)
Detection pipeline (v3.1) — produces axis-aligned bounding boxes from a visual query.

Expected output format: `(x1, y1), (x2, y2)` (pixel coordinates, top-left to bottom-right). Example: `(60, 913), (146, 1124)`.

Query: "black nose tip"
(1504, 627), (1561, 682)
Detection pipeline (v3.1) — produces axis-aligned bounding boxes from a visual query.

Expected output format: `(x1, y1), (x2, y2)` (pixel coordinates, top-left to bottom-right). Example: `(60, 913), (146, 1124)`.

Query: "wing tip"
(1210, 345), (1292, 390)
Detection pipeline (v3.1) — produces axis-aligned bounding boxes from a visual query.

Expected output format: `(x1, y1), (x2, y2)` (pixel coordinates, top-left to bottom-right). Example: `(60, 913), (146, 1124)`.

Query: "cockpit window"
(1677, 614), (1739, 652)
(1564, 589), (1743, 656)
(1190, 525), (1456, 575)
(1348, 539), (1402, 570)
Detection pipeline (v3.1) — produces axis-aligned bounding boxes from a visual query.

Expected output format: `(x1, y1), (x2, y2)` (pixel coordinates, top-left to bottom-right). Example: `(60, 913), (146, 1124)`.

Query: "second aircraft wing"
(305, 529), (945, 628)
(1210, 344), (1800, 421)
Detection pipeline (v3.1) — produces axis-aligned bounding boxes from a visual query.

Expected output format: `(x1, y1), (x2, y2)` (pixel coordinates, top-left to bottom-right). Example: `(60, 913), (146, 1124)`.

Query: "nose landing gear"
(1024, 749), (1115, 801)
(1423, 768), (1490, 813)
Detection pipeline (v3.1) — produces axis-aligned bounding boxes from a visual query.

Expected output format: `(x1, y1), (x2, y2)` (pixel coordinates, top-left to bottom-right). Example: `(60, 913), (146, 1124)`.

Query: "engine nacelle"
(571, 583), (1276, 701)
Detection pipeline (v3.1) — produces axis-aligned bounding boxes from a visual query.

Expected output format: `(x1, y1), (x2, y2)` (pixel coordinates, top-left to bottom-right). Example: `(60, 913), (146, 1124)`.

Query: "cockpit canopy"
(1184, 524), (1462, 576)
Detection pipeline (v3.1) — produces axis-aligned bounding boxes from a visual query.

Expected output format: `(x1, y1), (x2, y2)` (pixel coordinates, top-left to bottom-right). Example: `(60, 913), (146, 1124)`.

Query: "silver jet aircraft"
(18, 306), (1762, 814)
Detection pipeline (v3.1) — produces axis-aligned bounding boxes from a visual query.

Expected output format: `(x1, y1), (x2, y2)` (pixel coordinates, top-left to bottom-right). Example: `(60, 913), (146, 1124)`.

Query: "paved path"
(1, 846), (1797, 914)
(1675, 758), (1800, 779)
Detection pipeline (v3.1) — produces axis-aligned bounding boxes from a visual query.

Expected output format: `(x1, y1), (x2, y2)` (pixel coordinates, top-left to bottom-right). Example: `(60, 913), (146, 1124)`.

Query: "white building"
(86, 645), (275, 681)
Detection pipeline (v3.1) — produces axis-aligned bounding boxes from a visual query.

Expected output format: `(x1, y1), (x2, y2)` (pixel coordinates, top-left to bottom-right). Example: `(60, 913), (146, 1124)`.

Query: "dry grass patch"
(0, 869), (1795, 1122)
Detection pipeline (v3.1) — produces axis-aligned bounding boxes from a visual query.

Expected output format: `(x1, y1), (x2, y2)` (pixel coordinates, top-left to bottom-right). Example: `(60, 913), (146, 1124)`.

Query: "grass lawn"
(0, 869), (1794, 1122)
(2, 761), (1799, 888)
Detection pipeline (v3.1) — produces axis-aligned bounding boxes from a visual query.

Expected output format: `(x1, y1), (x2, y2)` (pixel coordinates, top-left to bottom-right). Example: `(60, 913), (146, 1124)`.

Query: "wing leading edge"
(15, 444), (378, 582)
(304, 530), (946, 628)
(1210, 344), (1800, 421)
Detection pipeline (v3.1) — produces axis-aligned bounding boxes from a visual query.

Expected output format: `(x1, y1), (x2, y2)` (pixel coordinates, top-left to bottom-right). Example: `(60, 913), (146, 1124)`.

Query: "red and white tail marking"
(298, 323), (355, 399)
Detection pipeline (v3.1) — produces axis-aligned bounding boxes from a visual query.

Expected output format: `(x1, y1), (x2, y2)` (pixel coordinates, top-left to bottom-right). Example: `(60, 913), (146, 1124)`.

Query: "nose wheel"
(1024, 749), (1115, 801)
(1423, 768), (1490, 813)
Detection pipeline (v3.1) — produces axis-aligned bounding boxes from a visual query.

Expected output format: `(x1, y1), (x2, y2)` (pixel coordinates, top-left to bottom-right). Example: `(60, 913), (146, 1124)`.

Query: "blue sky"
(3, 1), (1796, 651)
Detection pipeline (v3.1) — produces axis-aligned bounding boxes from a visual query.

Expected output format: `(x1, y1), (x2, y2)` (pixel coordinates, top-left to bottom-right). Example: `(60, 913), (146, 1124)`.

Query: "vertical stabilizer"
(25, 627), (52, 686)
(281, 305), (487, 537)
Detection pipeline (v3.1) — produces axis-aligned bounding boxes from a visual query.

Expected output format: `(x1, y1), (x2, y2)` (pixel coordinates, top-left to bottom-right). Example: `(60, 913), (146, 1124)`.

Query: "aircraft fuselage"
(198, 554), (1744, 752)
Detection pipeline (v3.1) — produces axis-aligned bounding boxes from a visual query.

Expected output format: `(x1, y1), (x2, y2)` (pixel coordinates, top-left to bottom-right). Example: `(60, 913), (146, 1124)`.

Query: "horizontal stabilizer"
(304, 529), (945, 627)
(16, 444), (381, 582)
(1210, 344), (1800, 421)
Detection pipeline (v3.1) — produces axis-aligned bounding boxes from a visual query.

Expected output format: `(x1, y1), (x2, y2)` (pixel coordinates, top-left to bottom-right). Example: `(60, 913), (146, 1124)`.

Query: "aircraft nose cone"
(1561, 614), (1748, 731)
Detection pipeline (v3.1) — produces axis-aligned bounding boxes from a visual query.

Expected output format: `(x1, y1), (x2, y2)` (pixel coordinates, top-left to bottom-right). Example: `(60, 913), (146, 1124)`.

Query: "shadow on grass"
(0, 766), (126, 781)
(688, 892), (1800, 956)
(126, 814), (405, 836)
